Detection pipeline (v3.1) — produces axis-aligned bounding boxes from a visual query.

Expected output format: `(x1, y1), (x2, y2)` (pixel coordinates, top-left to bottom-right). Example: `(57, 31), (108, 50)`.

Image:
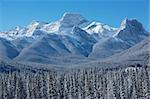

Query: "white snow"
(42, 21), (60, 33)
(84, 21), (117, 34)
(26, 20), (45, 36)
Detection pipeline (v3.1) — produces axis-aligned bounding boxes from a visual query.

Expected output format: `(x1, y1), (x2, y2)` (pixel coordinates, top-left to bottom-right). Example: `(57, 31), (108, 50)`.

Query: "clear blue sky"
(0, 0), (149, 31)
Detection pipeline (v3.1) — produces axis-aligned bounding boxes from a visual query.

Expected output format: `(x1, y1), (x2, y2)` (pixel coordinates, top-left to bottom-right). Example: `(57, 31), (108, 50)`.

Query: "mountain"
(89, 18), (149, 59)
(14, 27), (96, 63)
(0, 12), (149, 67)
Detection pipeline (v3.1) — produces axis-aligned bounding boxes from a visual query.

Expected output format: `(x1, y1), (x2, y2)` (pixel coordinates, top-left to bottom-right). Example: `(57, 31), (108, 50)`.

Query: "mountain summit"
(60, 12), (88, 27)
(120, 18), (144, 31)
(116, 18), (149, 45)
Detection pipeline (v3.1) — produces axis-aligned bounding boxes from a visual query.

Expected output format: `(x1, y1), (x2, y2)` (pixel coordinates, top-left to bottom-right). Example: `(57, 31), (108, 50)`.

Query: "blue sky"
(0, 0), (149, 31)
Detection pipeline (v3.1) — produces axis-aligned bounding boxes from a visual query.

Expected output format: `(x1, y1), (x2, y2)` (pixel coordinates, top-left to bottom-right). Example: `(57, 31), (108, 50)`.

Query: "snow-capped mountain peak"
(120, 18), (128, 28)
(26, 20), (46, 36)
(60, 12), (88, 27)
(114, 18), (147, 37)
(41, 13), (89, 34)
(0, 26), (26, 40)
(7, 26), (22, 35)
(84, 21), (117, 34)
(120, 18), (144, 31)
(84, 21), (118, 41)
(114, 18), (149, 46)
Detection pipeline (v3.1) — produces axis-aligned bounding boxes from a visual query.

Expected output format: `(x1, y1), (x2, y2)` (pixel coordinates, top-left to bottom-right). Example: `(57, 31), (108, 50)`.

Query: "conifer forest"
(0, 64), (150, 99)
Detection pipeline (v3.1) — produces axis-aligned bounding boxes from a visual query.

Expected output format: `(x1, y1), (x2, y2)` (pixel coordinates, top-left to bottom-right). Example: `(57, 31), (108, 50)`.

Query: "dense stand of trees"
(0, 65), (150, 99)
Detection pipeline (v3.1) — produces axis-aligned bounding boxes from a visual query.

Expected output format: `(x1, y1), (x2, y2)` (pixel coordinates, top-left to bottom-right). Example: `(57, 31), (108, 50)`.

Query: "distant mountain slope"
(0, 38), (19, 60)
(12, 37), (35, 51)
(0, 37), (149, 71)
(73, 36), (150, 69)
(89, 38), (131, 58)
(14, 27), (96, 63)
(106, 36), (150, 64)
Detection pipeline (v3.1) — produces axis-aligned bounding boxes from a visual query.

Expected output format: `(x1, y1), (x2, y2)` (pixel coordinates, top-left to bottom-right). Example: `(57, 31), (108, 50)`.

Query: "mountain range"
(0, 12), (149, 70)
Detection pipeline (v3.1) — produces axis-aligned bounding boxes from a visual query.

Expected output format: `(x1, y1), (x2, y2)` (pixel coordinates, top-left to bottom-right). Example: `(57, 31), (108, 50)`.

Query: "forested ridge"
(0, 64), (150, 99)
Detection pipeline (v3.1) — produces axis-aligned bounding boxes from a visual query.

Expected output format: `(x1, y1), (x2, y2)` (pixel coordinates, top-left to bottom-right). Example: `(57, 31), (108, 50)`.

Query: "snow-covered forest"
(0, 64), (150, 99)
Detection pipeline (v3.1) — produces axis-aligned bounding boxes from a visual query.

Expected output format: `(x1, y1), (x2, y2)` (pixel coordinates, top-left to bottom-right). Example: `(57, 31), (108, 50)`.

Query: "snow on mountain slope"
(0, 38), (19, 60)
(13, 35), (75, 64)
(10, 29), (49, 52)
(42, 21), (60, 33)
(0, 21), (46, 40)
(25, 20), (46, 36)
(14, 27), (97, 63)
(84, 22), (118, 40)
(89, 18), (149, 59)
(0, 13), (90, 40)
(0, 12), (115, 41)
(0, 26), (27, 40)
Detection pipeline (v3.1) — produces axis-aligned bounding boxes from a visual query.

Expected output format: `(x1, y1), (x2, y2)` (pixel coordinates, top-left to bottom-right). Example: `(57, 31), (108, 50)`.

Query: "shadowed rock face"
(116, 19), (149, 45)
